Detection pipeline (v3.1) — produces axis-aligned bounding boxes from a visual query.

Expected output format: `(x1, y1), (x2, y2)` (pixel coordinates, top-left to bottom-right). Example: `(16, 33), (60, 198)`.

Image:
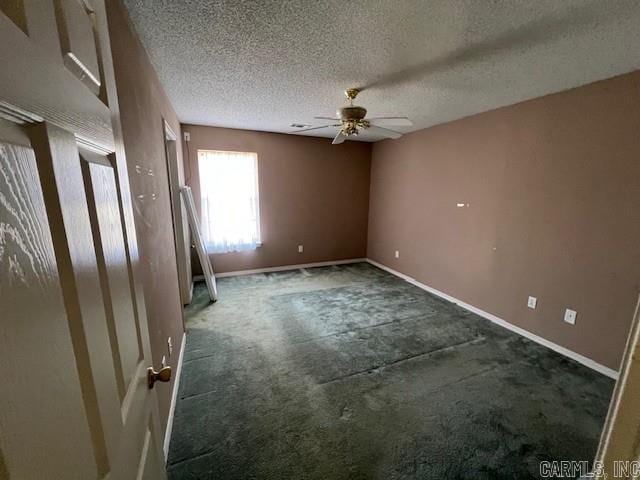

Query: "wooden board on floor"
(181, 186), (217, 302)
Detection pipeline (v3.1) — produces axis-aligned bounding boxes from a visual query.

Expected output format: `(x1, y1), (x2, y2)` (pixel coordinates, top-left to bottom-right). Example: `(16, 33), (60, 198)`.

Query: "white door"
(0, 0), (167, 478)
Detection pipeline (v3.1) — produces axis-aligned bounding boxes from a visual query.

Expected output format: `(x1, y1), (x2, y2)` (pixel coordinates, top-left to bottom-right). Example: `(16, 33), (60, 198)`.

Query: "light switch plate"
(298, 245), (303, 253)
(395, 250), (400, 259)
(564, 308), (577, 325)
(527, 296), (537, 309)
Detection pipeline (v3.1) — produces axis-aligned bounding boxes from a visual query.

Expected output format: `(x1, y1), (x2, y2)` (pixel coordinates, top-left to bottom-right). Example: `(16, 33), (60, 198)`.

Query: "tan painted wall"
(106, 0), (185, 433)
(368, 71), (640, 370)
(182, 125), (371, 274)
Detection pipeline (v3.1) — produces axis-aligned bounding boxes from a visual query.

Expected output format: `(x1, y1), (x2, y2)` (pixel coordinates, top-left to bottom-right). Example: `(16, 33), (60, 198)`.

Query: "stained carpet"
(167, 262), (613, 479)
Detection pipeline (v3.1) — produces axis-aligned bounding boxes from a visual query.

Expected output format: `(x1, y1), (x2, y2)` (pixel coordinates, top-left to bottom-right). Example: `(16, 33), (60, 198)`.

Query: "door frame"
(163, 119), (192, 307)
(593, 293), (640, 476)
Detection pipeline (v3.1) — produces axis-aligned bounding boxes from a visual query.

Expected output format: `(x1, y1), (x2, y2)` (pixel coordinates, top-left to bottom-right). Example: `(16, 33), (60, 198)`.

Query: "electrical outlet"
(167, 337), (173, 357)
(527, 296), (537, 309)
(564, 308), (577, 325)
(298, 245), (304, 253)
(183, 131), (190, 142)
(394, 250), (400, 259)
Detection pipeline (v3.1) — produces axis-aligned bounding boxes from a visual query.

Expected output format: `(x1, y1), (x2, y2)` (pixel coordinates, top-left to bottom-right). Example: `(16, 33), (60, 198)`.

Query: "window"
(197, 150), (260, 253)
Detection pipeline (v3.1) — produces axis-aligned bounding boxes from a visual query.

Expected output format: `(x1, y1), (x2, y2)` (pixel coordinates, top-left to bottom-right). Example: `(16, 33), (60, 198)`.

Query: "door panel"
(53, 0), (102, 95)
(0, 0), (114, 150)
(77, 152), (161, 479)
(29, 121), (119, 476)
(0, 138), (98, 479)
(138, 418), (166, 480)
(0, 0), (28, 33)
(82, 158), (144, 402)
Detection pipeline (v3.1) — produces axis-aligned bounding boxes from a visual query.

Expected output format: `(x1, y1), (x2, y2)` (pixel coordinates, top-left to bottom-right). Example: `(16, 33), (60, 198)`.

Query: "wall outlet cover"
(527, 296), (537, 309)
(395, 250), (400, 259)
(564, 308), (577, 325)
(298, 245), (304, 253)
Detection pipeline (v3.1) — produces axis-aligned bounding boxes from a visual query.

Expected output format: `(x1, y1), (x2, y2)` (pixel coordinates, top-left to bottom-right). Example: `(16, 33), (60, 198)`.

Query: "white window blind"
(197, 150), (260, 254)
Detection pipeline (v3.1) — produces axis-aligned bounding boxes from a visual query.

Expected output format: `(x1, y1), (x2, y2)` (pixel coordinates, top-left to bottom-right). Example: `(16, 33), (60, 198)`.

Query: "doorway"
(163, 120), (191, 307)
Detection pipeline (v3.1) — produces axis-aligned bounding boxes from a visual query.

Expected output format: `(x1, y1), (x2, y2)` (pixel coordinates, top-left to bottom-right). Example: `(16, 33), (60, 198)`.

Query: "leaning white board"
(180, 186), (218, 302)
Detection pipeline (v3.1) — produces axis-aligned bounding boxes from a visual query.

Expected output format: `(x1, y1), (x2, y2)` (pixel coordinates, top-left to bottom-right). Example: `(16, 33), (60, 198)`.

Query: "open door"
(0, 1), (167, 478)
(593, 294), (640, 477)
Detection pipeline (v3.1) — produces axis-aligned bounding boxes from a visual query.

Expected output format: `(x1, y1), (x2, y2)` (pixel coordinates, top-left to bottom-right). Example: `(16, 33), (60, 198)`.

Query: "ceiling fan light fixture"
(341, 119), (370, 136)
(342, 121), (358, 136)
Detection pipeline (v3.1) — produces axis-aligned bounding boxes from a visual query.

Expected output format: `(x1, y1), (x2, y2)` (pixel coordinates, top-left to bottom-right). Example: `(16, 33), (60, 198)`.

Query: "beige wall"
(106, 0), (185, 433)
(368, 71), (640, 370)
(105, 0), (638, 401)
(182, 125), (371, 274)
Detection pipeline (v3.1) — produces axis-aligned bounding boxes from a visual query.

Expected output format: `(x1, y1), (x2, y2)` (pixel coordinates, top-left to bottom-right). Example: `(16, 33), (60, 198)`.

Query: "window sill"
(207, 243), (262, 254)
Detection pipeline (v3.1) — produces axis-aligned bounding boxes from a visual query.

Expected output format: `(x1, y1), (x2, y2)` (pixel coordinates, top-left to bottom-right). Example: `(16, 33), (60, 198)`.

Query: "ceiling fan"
(290, 88), (412, 144)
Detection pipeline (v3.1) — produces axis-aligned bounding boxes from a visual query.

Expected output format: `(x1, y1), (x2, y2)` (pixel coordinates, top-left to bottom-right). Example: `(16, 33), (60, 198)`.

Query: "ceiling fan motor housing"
(337, 105), (367, 121)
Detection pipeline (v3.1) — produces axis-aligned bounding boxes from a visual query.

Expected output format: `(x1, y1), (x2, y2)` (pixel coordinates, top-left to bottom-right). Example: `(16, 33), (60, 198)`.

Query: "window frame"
(196, 148), (262, 251)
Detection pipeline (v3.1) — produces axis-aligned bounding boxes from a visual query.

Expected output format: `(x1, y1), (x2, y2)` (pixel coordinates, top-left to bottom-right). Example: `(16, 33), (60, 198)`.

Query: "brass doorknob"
(147, 366), (171, 389)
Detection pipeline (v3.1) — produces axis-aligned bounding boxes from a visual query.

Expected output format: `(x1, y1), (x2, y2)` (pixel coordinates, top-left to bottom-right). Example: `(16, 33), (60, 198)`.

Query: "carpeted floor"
(167, 262), (613, 479)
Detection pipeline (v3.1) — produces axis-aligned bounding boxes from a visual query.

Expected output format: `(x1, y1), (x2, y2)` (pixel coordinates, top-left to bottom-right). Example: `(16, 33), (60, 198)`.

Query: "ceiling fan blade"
(368, 117), (413, 127)
(332, 131), (346, 145)
(289, 124), (340, 133)
(367, 125), (402, 140)
(314, 116), (340, 121)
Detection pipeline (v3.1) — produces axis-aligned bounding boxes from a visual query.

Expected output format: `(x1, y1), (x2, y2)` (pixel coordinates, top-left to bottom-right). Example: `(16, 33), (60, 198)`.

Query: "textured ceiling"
(123, 0), (640, 142)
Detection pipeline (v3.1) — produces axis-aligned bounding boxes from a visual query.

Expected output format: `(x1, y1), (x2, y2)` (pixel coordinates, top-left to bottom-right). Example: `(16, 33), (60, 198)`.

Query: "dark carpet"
(167, 262), (613, 480)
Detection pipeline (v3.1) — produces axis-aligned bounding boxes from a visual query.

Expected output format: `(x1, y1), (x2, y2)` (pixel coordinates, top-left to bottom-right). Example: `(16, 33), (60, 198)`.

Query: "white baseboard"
(366, 258), (619, 380)
(164, 332), (186, 460)
(193, 258), (367, 280)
